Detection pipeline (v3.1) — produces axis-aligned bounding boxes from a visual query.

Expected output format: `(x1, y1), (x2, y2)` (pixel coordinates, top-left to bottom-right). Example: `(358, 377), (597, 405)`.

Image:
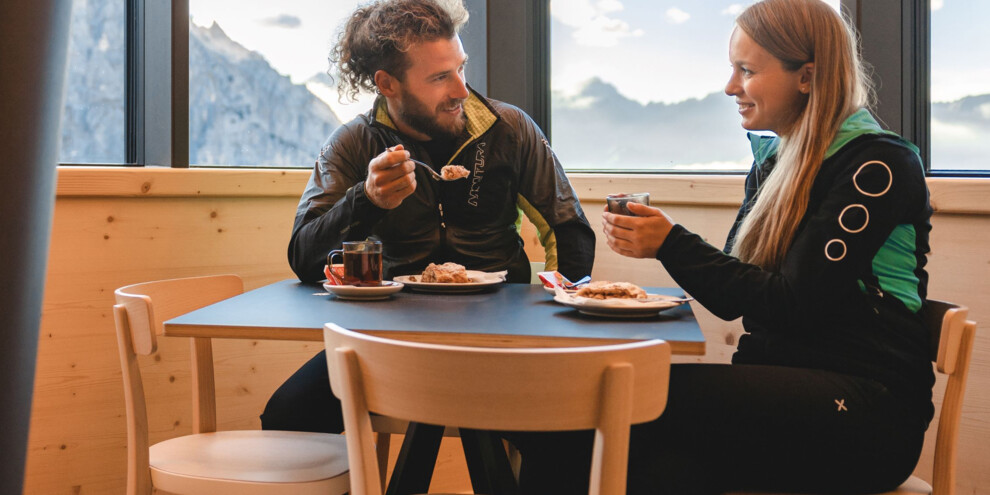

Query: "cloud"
(260, 14), (301, 29)
(595, 0), (624, 12)
(721, 4), (746, 16)
(551, 0), (644, 47)
(666, 7), (690, 24)
(931, 0), (944, 11)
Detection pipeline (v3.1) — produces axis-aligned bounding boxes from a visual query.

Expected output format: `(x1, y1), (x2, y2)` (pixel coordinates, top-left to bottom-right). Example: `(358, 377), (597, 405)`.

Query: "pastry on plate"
(420, 262), (471, 283)
(575, 281), (647, 299)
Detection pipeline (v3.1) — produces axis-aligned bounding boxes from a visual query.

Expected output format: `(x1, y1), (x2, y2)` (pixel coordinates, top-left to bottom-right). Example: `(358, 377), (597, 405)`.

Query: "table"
(165, 279), (705, 354)
(164, 279), (706, 494)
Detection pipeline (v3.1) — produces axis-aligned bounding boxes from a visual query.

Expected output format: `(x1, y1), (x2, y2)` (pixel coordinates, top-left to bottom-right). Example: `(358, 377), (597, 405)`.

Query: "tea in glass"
(606, 192), (650, 216)
(327, 240), (383, 286)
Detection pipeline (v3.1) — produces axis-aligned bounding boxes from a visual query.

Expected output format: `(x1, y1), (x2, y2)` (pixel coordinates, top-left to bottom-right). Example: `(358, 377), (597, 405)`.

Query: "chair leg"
(505, 440), (522, 482)
(376, 432), (391, 491)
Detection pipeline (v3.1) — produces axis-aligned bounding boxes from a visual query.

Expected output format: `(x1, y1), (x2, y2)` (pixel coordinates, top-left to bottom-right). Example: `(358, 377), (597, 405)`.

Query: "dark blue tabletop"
(165, 279), (705, 354)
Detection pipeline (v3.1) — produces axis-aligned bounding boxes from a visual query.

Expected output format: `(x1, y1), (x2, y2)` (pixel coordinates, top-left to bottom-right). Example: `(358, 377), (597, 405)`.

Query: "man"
(264, 0), (595, 433)
(286, 0), (594, 286)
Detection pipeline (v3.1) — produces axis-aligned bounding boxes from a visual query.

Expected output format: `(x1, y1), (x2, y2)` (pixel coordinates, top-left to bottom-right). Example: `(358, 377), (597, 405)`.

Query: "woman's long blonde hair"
(729, 0), (873, 270)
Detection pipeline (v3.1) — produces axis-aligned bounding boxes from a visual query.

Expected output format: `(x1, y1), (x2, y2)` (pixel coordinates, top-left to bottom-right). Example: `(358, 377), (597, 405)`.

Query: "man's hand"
(365, 144), (417, 209)
(602, 201), (675, 259)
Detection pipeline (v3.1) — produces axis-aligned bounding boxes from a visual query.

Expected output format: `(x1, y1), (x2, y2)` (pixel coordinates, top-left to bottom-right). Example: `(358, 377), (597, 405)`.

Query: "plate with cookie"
(393, 262), (507, 293)
(552, 281), (691, 318)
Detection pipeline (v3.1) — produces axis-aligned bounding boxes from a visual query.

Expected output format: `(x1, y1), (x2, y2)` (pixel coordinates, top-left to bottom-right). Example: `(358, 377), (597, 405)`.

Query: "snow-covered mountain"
(188, 22), (341, 166)
(551, 78), (753, 170)
(59, 0), (341, 167)
(932, 94), (990, 170)
(553, 77), (990, 171)
(60, 0), (126, 164)
(305, 72), (378, 125)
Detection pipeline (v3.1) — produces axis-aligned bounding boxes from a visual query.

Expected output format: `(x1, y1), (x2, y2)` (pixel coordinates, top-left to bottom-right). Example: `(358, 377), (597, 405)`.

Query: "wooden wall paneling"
(23, 169), (990, 494)
(25, 193), (318, 494)
(923, 212), (990, 493)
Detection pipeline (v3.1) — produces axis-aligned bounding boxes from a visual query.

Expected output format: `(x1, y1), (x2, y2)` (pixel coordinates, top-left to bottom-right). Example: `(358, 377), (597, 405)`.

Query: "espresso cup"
(327, 240), (383, 286)
(606, 192), (650, 216)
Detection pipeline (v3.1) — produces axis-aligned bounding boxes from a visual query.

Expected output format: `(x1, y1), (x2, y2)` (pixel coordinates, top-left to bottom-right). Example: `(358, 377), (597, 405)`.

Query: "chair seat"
(150, 430), (349, 494)
(725, 475), (932, 495)
(878, 475), (932, 495)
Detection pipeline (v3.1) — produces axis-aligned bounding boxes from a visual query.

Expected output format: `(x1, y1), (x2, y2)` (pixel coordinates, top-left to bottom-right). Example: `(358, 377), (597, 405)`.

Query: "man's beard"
(397, 89), (467, 141)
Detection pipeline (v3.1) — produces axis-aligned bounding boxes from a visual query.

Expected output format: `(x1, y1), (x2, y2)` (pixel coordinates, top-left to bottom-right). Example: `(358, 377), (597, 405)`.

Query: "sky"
(549, 0), (838, 104)
(189, 0), (987, 112)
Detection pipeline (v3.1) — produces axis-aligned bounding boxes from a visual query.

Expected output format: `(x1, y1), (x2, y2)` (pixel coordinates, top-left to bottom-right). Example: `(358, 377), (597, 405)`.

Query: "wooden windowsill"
(55, 166), (989, 214)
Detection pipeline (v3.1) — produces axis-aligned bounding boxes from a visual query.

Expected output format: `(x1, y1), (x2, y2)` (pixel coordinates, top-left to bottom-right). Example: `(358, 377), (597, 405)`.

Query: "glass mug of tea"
(606, 192), (650, 216)
(326, 240), (383, 286)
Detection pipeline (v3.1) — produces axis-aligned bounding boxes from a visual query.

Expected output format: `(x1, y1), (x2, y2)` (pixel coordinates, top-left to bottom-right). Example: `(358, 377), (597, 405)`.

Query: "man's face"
(390, 36), (470, 141)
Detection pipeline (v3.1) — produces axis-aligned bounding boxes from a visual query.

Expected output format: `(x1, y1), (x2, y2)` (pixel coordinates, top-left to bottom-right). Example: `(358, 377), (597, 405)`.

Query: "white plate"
(393, 270), (506, 293)
(322, 281), (404, 300)
(552, 292), (688, 318)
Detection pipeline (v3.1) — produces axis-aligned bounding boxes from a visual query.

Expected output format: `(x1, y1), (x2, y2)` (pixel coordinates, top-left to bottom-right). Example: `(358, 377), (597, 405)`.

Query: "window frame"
(66, 0), (979, 176)
(491, 0), (977, 176)
(123, 0), (487, 169)
(125, 0), (188, 168)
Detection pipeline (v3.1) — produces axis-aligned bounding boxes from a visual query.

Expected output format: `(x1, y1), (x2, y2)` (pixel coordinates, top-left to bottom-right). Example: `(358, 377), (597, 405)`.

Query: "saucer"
(322, 281), (404, 300)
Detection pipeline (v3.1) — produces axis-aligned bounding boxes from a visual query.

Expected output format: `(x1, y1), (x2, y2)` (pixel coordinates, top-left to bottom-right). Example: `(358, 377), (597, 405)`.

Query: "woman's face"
(725, 28), (810, 136)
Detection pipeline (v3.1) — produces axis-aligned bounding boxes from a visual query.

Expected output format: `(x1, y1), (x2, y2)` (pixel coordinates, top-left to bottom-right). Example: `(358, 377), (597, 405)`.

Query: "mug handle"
(325, 250), (344, 285)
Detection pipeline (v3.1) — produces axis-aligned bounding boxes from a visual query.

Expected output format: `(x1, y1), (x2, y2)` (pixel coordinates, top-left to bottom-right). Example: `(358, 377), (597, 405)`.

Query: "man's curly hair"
(329, 0), (469, 102)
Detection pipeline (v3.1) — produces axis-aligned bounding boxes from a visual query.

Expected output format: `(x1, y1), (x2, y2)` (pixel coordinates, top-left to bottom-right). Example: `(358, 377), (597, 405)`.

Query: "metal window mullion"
(485, 0), (550, 135)
(462, 0), (488, 96)
(126, 0), (187, 167)
(171, 0), (189, 168)
(125, 0), (143, 165)
(852, 0), (930, 172)
(903, 0), (930, 170)
(532, 0), (550, 137)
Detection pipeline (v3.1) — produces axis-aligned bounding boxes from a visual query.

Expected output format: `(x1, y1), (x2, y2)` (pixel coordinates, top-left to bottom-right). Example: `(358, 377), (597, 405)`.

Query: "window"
(548, 0), (839, 172)
(187, 0), (371, 167)
(59, 0), (126, 164)
(930, 0), (990, 172)
(58, 0), (987, 176)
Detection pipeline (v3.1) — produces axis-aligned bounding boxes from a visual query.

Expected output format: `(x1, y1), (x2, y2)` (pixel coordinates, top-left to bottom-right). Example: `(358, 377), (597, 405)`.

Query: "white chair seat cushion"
(881, 475), (932, 494)
(150, 430), (348, 483)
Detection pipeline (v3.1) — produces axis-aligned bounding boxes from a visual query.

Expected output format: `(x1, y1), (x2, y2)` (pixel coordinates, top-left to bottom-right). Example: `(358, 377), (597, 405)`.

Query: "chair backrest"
(324, 323), (671, 495)
(112, 274), (243, 495)
(529, 260), (546, 284)
(921, 300), (977, 495)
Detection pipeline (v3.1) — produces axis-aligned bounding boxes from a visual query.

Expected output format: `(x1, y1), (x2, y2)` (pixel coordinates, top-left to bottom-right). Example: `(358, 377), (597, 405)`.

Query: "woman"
(509, 1), (934, 493)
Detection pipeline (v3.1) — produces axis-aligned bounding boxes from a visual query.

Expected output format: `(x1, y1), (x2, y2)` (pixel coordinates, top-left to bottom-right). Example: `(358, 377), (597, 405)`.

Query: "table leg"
(385, 422), (444, 495)
(459, 428), (520, 495)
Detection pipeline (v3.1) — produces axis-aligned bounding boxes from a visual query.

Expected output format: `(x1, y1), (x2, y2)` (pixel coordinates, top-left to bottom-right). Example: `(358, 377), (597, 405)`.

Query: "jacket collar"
(746, 108), (921, 168)
(371, 85), (499, 163)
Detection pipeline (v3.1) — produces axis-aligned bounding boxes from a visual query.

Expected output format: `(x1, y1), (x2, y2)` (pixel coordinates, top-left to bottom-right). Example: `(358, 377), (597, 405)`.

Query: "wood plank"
(25, 170), (990, 494)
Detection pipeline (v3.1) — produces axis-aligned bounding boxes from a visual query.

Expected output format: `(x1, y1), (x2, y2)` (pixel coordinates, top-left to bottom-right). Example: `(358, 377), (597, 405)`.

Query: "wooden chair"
(323, 322), (672, 495)
(372, 258), (547, 488)
(113, 275), (349, 495)
(529, 260), (546, 284)
(726, 300), (976, 495)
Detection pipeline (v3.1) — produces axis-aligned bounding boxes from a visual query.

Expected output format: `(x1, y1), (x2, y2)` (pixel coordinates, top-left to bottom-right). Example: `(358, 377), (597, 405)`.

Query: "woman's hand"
(602, 201), (675, 259)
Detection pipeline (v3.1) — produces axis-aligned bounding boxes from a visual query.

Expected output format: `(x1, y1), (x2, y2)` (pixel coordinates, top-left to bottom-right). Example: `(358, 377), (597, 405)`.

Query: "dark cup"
(606, 192), (650, 216)
(327, 240), (383, 286)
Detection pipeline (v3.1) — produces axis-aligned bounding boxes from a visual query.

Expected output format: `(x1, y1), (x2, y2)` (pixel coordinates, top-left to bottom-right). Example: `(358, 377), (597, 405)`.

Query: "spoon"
(636, 296), (694, 304)
(407, 158), (469, 181)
